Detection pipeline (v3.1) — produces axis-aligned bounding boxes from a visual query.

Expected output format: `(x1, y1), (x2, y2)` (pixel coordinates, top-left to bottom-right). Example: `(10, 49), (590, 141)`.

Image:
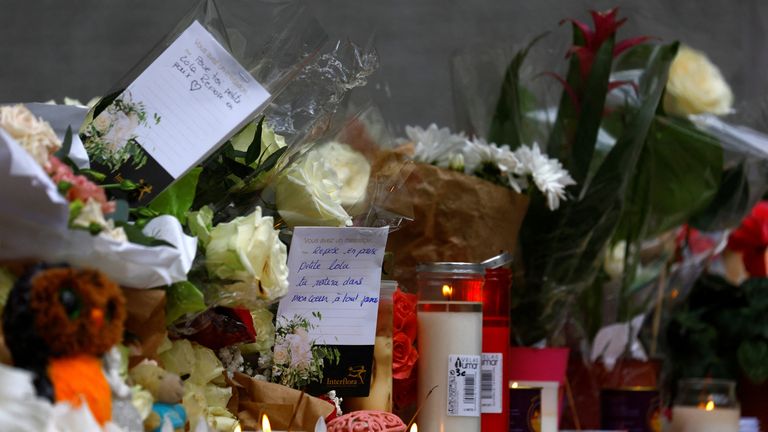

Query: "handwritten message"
(277, 227), (389, 346)
(111, 20), (270, 179)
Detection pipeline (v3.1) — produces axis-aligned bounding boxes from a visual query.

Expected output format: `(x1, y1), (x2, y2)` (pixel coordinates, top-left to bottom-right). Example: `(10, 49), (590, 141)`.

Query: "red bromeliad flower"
(728, 201), (768, 277)
(551, 8), (652, 110)
(562, 8), (652, 79)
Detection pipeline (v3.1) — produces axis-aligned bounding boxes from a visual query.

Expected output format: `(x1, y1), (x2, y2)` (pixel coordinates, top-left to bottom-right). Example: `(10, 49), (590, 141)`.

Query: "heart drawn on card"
(190, 80), (202, 91)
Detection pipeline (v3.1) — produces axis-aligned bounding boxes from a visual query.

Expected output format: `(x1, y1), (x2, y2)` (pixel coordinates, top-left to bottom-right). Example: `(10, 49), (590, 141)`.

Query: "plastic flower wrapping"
(0, 1), (414, 431)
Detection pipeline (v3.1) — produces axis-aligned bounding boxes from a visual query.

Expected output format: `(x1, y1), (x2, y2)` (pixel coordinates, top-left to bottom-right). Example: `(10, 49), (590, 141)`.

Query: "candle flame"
(442, 284), (453, 297)
(511, 382), (519, 388)
(261, 414), (271, 432)
(234, 424), (242, 432)
(705, 400), (715, 411)
(410, 424), (418, 432)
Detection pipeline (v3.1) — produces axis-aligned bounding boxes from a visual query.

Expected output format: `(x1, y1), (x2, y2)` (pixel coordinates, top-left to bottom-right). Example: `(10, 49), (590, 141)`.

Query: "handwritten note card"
(84, 20), (270, 203)
(277, 226), (389, 346)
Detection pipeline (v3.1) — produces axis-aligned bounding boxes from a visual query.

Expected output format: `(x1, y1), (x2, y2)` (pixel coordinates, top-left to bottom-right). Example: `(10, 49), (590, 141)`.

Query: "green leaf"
(570, 36), (615, 188)
(116, 221), (174, 248)
(738, 340), (768, 384)
(616, 116), (722, 241)
(547, 23), (587, 160)
(148, 167), (202, 224)
(165, 281), (207, 325)
(78, 168), (107, 183)
(251, 146), (287, 178)
(689, 163), (754, 231)
(488, 33), (548, 149)
(525, 43), (679, 290)
(244, 117), (265, 166)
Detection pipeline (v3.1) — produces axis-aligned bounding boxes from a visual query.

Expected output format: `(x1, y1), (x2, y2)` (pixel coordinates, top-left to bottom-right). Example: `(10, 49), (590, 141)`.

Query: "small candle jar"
(345, 280), (396, 412)
(416, 262), (483, 432)
(671, 378), (740, 432)
(481, 267), (512, 431)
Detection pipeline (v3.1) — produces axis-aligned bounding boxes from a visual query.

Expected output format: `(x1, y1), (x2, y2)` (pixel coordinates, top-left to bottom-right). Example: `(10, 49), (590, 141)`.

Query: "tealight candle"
(670, 379), (739, 432)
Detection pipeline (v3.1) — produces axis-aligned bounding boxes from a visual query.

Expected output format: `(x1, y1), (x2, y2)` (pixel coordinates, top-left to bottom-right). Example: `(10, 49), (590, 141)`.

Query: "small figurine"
(2, 264), (126, 425)
(129, 359), (186, 432)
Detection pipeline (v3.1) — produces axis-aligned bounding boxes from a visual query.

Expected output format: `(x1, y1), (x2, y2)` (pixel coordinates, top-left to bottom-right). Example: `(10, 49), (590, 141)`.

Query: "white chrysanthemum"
(405, 124), (466, 167)
(513, 143), (576, 210)
(463, 137), (524, 190)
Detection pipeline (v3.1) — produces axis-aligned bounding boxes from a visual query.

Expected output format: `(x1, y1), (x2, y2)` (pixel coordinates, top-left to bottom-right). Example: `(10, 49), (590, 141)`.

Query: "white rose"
(274, 149), (353, 227)
(205, 207), (289, 303)
(0, 104), (61, 166)
(312, 142), (371, 213)
(663, 45), (733, 116)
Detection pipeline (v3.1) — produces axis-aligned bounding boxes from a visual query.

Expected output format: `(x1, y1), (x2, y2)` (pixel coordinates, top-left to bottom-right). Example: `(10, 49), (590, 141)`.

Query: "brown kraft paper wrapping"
(230, 372), (334, 430)
(386, 162), (529, 290)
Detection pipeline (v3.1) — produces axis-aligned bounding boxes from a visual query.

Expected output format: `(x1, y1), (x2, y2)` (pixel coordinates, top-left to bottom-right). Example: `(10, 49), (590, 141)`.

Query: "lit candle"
(416, 262), (484, 432)
(262, 414), (272, 432)
(671, 379), (740, 432)
(409, 424), (418, 432)
(670, 400), (740, 432)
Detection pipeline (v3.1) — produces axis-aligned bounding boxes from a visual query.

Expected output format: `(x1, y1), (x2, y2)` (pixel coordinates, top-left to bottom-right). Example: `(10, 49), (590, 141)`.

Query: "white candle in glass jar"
(417, 302), (482, 432)
(513, 380), (559, 432)
(670, 405), (740, 432)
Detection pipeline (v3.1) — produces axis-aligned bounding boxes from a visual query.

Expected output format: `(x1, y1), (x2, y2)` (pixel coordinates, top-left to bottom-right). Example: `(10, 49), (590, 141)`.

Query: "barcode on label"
(481, 352), (503, 413)
(447, 354), (481, 417)
(481, 369), (494, 400)
(464, 372), (476, 405)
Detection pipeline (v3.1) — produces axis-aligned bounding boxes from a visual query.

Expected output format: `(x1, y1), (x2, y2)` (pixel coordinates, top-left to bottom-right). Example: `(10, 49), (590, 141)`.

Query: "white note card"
(92, 20), (270, 179)
(277, 227), (389, 346)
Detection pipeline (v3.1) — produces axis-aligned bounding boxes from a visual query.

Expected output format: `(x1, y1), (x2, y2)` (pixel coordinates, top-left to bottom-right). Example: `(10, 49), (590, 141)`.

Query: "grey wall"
(1, 0), (766, 134)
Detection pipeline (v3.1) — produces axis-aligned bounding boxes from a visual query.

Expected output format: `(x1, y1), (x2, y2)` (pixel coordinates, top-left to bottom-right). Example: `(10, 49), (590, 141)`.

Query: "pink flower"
(46, 155), (115, 214)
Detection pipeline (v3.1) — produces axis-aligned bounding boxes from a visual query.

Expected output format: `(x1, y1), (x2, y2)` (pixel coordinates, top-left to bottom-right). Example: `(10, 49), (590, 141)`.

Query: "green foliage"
(148, 167), (202, 224)
(668, 276), (768, 385)
(165, 281), (207, 325)
(489, 33), (549, 150)
(115, 221), (174, 248)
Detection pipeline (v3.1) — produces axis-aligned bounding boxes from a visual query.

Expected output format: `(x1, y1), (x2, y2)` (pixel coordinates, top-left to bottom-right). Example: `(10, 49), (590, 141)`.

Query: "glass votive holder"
(671, 378), (740, 432)
(416, 262), (484, 432)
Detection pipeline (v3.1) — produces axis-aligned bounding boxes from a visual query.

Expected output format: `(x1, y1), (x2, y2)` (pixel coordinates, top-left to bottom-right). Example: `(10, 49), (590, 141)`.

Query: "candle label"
(480, 353), (503, 413)
(600, 389), (662, 432)
(509, 388), (541, 432)
(447, 355), (481, 417)
(81, 20), (271, 205)
(277, 226), (389, 396)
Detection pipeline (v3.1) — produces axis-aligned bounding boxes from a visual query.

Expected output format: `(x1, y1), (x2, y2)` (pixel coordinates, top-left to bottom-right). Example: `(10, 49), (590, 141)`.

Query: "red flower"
(561, 8), (652, 79)
(392, 332), (418, 380)
(674, 224), (717, 262)
(393, 288), (417, 341)
(728, 201), (768, 277)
